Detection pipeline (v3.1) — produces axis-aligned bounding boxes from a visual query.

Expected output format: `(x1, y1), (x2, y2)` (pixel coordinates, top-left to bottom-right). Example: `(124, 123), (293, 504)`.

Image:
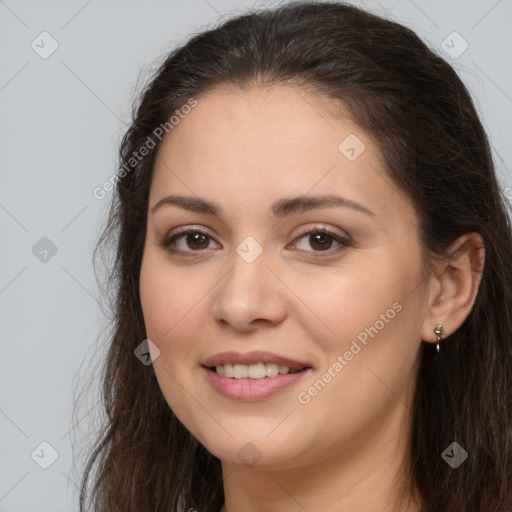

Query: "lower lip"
(203, 366), (311, 401)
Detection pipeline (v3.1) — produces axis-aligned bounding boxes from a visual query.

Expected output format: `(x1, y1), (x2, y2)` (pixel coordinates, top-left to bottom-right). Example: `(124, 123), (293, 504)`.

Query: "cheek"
(291, 266), (423, 443)
(139, 249), (222, 384)
(288, 255), (408, 351)
(139, 252), (212, 430)
(139, 251), (204, 343)
(290, 248), (424, 397)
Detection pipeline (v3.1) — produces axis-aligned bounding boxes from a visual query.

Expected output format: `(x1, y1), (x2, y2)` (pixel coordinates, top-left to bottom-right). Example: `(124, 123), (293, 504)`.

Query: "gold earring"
(434, 324), (446, 353)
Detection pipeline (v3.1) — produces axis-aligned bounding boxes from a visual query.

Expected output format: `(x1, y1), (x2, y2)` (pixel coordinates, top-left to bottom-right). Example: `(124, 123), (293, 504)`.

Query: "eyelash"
(160, 225), (351, 258)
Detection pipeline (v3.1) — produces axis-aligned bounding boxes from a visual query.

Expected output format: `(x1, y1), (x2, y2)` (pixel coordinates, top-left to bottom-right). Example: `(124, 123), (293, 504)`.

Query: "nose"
(212, 247), (287, 332)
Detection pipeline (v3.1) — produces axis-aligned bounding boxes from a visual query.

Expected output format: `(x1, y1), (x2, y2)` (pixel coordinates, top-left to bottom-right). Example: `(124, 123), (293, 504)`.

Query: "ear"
(421, 232), (485, 344)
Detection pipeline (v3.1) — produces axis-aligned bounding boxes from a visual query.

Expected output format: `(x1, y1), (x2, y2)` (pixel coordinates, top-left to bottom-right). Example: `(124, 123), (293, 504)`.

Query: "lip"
(203, 366), (312, 401)
(202, 350), (311, 371)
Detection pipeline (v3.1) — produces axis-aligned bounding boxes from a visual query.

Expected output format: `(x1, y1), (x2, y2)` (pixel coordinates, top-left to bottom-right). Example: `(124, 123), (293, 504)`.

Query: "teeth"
(214, 362), (303, 379)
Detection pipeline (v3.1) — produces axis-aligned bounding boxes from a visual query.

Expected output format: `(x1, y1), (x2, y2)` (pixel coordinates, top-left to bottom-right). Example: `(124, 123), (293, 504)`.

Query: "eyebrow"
(151, 193), (375, 218)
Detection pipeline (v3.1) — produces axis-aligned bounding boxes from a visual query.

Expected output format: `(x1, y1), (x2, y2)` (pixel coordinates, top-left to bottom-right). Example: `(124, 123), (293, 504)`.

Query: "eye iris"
(310, 232), (332, 251)
(187, 233), (209, 250)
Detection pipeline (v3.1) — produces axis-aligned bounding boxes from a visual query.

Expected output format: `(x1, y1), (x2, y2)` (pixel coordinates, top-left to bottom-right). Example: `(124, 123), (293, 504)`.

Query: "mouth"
(205, 362), (311, 379)
(202, 362), (313, 401)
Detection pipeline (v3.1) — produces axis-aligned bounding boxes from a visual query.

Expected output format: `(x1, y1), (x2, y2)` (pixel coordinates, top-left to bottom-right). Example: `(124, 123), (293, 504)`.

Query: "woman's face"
(139, 85), (431, 470)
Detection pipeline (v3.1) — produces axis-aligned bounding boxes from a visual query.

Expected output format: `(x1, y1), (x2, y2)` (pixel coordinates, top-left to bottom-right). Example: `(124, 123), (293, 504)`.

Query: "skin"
(139, 84), (484, 512)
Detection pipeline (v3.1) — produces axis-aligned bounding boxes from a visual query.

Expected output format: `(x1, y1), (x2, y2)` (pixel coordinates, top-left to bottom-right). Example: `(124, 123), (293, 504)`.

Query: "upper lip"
(203, 351), (311, 371)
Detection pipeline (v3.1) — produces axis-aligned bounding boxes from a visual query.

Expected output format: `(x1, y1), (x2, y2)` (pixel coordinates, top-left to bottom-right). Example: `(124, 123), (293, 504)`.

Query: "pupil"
(311, 233), (331, 250)
(188, 233), (208, 249)
(184, 232), (333, 251)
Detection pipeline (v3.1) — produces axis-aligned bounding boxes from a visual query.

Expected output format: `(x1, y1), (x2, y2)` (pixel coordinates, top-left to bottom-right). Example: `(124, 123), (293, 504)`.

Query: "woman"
(80, 2), (512, 511)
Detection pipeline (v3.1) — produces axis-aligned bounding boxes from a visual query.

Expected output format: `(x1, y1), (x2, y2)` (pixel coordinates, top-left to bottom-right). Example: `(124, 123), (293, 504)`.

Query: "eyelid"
(161, 224), (351, 257)
(161, 225), (218, 253)
(287, 225), (351, 257)
(291, 224), (351, 244)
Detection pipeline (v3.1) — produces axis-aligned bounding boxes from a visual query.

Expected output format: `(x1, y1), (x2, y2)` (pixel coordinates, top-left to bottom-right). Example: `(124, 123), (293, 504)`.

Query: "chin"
(197, 428), (313, 470)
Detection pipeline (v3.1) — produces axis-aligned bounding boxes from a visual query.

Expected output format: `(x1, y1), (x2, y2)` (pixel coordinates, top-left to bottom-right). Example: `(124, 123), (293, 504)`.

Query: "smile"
(212, 362), (304, 379)
(203, 365), (311, 401)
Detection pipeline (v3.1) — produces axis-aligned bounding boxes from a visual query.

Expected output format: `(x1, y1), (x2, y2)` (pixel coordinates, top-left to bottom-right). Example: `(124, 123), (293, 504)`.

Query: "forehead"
(158, 84), (360, 160)
(150, 85), (415, 230)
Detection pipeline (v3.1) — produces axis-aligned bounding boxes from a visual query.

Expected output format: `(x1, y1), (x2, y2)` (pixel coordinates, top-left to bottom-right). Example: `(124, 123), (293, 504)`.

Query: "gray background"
(1, 0), (511, 510)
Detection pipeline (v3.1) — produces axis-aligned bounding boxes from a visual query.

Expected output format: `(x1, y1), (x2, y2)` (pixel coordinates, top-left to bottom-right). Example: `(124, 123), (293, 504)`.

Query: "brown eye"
(184, 232), (210, 250)
(161, 228), (218, 254)
(291, 228), (351, 256)
(308, 232), (335, 251)
(160, 226), (350, 258)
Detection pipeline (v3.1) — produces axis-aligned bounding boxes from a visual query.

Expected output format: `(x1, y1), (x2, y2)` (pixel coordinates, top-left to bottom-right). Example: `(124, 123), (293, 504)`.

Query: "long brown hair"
(79, 2), (512, 510)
